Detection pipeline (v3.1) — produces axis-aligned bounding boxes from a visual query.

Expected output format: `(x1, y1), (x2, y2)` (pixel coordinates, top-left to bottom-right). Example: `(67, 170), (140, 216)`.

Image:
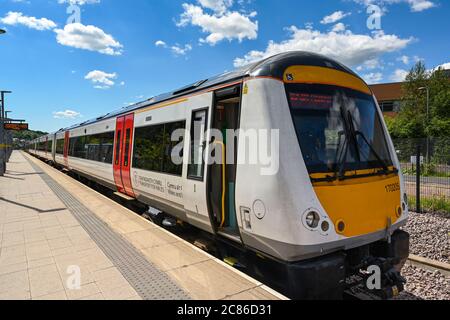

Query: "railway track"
(406, 255), (450, 277)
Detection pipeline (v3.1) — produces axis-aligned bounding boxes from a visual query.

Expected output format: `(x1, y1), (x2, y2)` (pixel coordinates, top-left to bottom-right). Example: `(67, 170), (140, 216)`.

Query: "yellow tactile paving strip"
(19, 151), (286, 300)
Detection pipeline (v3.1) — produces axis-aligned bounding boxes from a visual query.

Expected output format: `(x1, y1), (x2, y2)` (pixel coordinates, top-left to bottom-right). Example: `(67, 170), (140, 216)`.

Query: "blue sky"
(0, 0), (449, 133)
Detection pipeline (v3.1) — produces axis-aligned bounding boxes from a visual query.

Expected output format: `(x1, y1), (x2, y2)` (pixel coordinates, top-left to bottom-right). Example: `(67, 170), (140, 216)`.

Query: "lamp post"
(0, 91), (12, 176)
(418, 86), (430, 162)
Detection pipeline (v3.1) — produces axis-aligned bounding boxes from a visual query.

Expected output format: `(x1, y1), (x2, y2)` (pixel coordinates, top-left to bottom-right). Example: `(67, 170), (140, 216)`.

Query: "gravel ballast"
(396, 265), (449, 300)
(395, 211), (449, 300)
(402, 211), (449, 263)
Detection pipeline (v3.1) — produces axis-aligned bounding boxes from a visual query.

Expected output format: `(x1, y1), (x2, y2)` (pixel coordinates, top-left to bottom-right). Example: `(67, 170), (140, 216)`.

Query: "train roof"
(56, 51), (358, 133)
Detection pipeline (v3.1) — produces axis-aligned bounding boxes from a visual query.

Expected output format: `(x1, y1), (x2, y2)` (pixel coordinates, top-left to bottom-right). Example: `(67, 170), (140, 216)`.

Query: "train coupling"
(364, 257), (406, 299)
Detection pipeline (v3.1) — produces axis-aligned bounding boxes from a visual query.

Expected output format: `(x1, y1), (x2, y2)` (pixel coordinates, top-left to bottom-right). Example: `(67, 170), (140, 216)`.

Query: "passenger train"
(28, 52), (410, 300)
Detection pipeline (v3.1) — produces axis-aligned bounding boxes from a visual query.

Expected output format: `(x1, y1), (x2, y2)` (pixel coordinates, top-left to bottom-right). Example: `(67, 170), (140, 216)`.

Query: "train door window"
(115, 131), (121, 165)
(124, 128), (131, 167)
(188, 110), (208, 180)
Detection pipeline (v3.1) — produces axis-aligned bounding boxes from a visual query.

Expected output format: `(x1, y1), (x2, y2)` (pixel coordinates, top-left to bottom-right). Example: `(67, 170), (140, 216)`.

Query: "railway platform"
(0, 151), (286, 300)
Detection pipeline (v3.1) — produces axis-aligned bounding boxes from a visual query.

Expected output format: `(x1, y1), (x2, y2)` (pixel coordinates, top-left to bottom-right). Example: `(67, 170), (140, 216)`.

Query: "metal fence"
(393, 137), (450, 214)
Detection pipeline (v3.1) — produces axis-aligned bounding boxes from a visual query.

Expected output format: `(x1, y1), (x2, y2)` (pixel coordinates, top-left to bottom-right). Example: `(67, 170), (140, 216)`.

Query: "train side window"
(56, 139), (65, 155)
(133, 124), (165, 172)
(74, 136), (86, 159)
(132, 120), (185, 176)
(188, 109), (208, 180)
(115, 131), (121, 165)
(101, 132), (115, 164)
(47, 140), (53, 153)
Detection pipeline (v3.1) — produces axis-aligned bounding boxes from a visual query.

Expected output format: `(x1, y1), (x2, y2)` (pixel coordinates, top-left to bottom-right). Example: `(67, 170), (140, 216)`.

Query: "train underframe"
(214, 230), (410, 300)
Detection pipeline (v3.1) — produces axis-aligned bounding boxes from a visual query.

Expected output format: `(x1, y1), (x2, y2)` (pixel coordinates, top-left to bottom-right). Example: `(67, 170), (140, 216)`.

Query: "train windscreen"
(286, 83), (394, 179)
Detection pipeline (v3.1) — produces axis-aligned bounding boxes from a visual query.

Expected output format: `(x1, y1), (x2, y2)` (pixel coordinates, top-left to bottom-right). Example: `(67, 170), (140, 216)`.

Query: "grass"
(402, 164), (450, 178)
(408, 196), (450, 214)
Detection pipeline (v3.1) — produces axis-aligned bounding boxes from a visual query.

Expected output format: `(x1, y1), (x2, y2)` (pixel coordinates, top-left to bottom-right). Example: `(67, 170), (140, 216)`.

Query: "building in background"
(370, 82), (404, 116)
(370, 70), (450, 117)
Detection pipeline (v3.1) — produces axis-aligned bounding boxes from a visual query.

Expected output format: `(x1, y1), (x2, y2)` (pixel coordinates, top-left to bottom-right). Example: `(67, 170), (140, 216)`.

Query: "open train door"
(113, 114), (136, 198)
(208, 84), (242, 239)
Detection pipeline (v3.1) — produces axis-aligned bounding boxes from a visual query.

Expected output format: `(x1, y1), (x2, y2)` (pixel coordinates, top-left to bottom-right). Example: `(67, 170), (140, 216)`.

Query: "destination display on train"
(289, 92), (333, 109)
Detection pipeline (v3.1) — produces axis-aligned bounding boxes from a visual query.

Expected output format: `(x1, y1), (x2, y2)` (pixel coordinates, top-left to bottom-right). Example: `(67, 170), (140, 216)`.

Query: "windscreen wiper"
(346, 110), (393, 174)
(354, 130), (396, 174)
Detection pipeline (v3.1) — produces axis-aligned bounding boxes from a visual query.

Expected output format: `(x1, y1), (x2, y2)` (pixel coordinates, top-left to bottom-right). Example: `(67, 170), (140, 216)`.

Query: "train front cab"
(233, 55), (410, 300)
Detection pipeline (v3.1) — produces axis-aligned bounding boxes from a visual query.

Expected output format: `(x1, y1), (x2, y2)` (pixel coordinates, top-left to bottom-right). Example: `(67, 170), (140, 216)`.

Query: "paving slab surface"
(0, 151), (285, 301)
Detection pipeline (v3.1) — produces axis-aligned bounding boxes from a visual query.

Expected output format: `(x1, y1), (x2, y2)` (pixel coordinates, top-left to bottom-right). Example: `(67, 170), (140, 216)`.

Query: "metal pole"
(416, 144), (421, 213)
(0, 92), (5, 176)
(426, 88), (430, 163)
(5, 111), (11, 161)
(0, 91), (12, 176)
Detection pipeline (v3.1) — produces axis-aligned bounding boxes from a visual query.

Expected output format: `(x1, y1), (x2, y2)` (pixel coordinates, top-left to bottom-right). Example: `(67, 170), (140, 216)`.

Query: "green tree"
(12, 130), (48, 141)
(388, 61), (450, 139)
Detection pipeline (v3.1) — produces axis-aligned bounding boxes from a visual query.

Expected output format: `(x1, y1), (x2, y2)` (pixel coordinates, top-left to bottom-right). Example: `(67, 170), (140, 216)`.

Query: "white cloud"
(155, 40), (193, 56)
(331, 22), (346, 33)
(85, 70), (117, 89)
(432, 62), (450, 71)
(53, 110), (82, 119)
(234, 26), (413, 68)
(321, 11), (351, 24)
(362, 72), (383, 84)
(357, 58), (382, 72)
(406, 0), (436, 11)
(397, 55), (410, 65)
(390, 68), (409, 82)
(198, 0), (233, 14)
(155, 40), (167, 47)
(54, 23), (123, 55)
(0, 11), (56, 31)
(177, 3), (258, 45)
(171, 44), (193, 55)
(353, 0), (436, 12)
(58, 0), (100, 5)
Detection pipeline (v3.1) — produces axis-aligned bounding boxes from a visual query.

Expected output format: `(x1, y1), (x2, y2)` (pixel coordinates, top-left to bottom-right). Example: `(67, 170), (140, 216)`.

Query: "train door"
(184, 94), (215, 233)
(64, 131), (70, 167)
(113, 114), (135, 197)
(208, 85), (242, 238)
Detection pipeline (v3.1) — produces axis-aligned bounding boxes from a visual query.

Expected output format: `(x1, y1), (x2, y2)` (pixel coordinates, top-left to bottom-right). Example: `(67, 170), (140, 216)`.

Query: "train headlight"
(305, 211), (320, 229)
(321, 221), (330, 232)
